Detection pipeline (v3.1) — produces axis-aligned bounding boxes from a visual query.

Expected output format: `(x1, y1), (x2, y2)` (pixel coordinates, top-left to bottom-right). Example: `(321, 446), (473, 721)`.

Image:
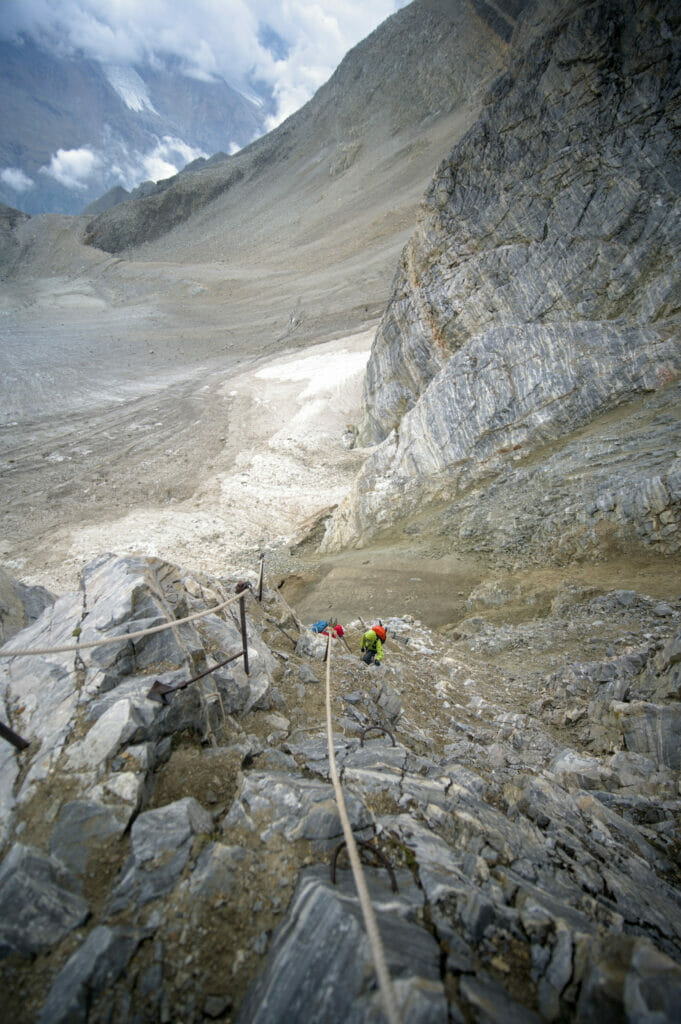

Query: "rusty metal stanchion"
(147, 650), (246, 704)
(148, 582), (253, 703)
(239, 592), (250, 676)
(265, 617), (297, 647)
(0, 720), (29, 751)
(257, 553), (265, 602)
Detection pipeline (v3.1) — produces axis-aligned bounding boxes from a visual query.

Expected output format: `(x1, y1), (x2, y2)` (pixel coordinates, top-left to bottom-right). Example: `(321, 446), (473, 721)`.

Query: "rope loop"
(330, 837), (398, 893)
(359, 725), (396, 747)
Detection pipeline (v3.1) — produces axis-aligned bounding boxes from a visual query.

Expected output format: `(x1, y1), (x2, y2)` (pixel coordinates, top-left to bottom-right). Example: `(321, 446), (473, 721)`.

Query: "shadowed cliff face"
(322, 0), (681, 563)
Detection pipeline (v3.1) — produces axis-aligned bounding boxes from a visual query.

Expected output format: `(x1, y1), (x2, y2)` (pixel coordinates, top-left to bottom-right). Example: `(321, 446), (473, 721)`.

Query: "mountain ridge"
(0, 37), (271, 216)
(321, 0), (681, 570)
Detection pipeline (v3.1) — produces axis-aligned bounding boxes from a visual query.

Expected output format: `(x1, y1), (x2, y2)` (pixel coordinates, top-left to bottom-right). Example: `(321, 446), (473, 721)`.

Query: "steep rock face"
(323, 0), (681, 558)
(0, 566), (55, 647)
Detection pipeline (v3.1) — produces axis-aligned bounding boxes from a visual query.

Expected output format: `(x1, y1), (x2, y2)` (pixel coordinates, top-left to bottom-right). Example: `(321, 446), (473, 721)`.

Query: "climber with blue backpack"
(310, 619), (344, 638)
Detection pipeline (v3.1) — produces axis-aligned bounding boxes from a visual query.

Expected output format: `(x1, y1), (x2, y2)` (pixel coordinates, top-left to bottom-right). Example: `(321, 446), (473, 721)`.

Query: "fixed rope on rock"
(0, 584), (255, 748)
(0, 586), (249, 659)
(324, 628), (402, 1024)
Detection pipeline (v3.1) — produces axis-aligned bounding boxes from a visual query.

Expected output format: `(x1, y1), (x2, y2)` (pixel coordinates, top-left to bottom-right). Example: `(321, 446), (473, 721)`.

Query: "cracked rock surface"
(1, 553), (680, 1021)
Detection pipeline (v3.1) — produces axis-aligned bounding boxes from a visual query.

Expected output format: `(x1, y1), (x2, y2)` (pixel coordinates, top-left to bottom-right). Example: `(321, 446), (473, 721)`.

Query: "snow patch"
(104, 65), (158, 114)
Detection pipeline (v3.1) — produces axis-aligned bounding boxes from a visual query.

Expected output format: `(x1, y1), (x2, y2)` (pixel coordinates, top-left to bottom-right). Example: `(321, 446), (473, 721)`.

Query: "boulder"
(110, 796), (213, 913)
(236, 866), (447, 1023)
(0, 844), (89, 957)
(0, 567), (56, 646)
(223, 770), (373, 847)
(37, 925), (140, 1024)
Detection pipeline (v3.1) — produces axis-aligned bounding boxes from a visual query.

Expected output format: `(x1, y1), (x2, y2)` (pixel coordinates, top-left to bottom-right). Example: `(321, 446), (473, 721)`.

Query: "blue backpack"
(310, 620), (329, 633)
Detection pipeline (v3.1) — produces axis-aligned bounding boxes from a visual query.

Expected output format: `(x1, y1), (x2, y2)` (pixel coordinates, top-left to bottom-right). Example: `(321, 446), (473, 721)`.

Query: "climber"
(361, 623), (386, 666)
(310, 619), (344, 638)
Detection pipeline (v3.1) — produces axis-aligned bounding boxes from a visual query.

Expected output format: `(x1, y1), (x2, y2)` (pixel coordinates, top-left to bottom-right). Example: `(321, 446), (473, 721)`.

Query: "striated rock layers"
(322, 0), (681, 564)
(1, 556), (681, 1021)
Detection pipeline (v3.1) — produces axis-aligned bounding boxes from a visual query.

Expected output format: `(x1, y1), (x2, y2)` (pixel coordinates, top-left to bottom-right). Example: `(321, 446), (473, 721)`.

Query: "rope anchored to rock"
(0, 586), (249, 659)
(324, 628), (402, 1024)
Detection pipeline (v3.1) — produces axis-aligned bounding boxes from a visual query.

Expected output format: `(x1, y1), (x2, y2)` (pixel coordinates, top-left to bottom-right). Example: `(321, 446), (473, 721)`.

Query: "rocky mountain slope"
(321, 0), (681, 570)
(0, 0), (523, 360)
(0, 38), (270, 216)
(0, 0), (533, 602)
(1, 555), (680, 1022)
(1, 1), (681, 1019)
(80, 0), (516, 256)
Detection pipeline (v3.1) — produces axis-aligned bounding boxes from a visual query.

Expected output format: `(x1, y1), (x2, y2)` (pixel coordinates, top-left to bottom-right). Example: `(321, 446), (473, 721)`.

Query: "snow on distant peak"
(104, 65), (157, 114)
(236, 87), (265, 109)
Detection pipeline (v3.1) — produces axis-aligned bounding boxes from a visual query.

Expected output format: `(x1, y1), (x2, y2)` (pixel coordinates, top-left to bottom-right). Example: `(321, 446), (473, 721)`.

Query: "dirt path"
(281, 543), (681, 632)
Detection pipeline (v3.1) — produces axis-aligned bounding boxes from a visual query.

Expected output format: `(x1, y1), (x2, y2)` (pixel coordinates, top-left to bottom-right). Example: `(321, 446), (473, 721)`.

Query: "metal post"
(258, 554), (265, 602)
(0, 720), (29, 751)
(239, 594), (250, 675)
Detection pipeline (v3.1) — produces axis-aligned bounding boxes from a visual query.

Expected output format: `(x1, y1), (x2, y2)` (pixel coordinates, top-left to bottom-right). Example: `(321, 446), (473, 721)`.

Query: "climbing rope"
(324, 630), (402, 1024)
(3, 553), (402, 1017)
(0, 588), (248, 658)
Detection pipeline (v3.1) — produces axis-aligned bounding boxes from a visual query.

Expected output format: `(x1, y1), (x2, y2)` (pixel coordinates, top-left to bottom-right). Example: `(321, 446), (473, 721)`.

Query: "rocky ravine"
(1, 554), (680, 1022)
(322, 0), (681, 564)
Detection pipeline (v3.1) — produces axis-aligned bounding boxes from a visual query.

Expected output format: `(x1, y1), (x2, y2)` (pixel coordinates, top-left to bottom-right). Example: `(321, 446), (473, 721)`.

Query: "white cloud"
(40, 147), (101, 189)
(1, 167), (34, 191)
(32, 135), (206, 197)
(0, 1), (410, 124)
(93, 136), (208, 192)
(139, 136), (207, 185)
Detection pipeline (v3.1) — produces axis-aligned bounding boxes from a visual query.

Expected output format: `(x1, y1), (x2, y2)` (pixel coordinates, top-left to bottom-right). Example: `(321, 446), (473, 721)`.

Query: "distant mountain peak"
(0, 38), (271, 215)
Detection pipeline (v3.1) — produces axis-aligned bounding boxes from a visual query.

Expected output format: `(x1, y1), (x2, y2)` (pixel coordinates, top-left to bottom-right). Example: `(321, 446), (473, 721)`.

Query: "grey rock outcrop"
(0, 566), (56, 646)
(0, 843), (89, 957)
(322, 0), (681, 560)
(37, 925), (141, 1024)
(235, 866), (447, 1024)
(110, 797), (213, 912)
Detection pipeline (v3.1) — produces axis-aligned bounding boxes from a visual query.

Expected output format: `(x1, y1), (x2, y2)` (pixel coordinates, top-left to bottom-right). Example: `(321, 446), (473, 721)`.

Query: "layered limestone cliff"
(322, 0), (681, 562)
